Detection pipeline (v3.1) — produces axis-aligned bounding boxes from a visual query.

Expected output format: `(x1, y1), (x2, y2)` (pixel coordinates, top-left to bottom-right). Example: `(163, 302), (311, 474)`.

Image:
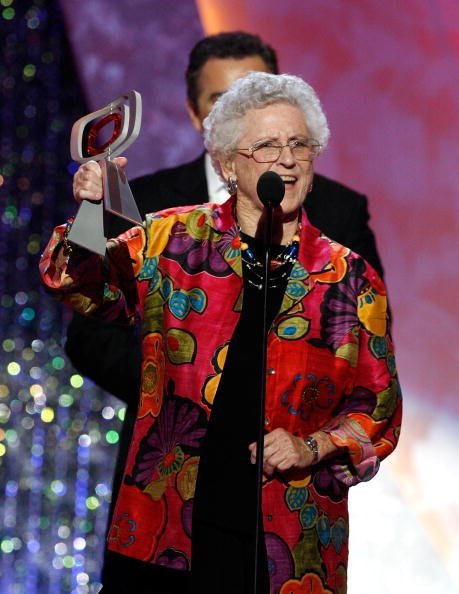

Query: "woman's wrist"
(301, 430), (338, 467)
(303, 434), (319, 464)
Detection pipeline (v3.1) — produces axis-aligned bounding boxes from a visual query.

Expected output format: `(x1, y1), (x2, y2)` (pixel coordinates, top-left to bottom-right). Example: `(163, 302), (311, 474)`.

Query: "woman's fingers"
(249, 428), (309, 475)
(73, 160), (103, 203)
(72, 157), (129, 203)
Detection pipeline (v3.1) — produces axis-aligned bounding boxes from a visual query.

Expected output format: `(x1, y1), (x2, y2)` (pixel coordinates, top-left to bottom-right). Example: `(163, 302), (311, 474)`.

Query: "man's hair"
(186, 31), (279, 111)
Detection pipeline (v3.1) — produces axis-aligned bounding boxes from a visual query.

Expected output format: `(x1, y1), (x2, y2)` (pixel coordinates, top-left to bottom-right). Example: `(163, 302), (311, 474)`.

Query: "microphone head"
(256, 171), (285, 208)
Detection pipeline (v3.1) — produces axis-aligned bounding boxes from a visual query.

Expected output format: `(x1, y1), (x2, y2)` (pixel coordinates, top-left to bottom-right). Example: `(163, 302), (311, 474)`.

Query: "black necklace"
(239, 222), (301, 290)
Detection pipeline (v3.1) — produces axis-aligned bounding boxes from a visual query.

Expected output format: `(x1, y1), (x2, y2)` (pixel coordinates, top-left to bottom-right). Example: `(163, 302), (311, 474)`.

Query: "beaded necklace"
(240, 222), (302, 290)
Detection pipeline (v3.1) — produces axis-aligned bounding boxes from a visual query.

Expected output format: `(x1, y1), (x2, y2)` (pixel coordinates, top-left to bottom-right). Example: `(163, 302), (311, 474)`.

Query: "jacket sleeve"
(320, 260), (402, 486)
(60, 171), (157, 399)
(39, 223), (146, 331)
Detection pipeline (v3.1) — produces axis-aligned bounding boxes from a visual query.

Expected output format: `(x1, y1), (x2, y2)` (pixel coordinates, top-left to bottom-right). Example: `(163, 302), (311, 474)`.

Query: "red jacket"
(40, 197), (401, 594)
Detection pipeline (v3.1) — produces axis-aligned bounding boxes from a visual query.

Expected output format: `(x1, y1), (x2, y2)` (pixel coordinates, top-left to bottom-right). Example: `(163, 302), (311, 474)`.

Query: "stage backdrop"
(0, 1), (458, 593)
(62, 0), (459, 413)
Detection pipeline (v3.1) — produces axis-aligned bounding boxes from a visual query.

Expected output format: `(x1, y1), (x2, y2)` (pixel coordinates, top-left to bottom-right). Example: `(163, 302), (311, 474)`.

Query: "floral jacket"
(40, 197), (402, 594)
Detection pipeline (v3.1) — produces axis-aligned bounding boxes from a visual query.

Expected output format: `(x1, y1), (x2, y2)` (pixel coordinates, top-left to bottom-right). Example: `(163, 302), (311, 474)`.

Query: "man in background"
(66, 31), (383, 591)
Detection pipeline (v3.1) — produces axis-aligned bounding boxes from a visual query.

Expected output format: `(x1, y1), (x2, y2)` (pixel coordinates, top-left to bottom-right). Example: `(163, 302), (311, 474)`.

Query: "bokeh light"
(0, 2), (127, 592)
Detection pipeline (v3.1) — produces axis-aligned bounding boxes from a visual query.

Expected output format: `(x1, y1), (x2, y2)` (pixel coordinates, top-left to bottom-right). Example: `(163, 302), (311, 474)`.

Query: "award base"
(67, 200), (106, 256)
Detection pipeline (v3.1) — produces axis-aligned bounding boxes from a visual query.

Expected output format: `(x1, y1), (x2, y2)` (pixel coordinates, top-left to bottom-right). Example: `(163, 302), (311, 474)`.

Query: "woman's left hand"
(248, 428), (314, 477)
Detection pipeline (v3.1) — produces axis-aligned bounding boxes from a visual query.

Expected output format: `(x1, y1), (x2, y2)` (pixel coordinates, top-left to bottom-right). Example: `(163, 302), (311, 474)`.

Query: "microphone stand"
(253, 202), (275, 594)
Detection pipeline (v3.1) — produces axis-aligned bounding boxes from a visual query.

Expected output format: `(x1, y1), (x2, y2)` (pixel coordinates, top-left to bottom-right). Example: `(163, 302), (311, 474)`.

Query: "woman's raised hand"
(72, 156), (128, 203)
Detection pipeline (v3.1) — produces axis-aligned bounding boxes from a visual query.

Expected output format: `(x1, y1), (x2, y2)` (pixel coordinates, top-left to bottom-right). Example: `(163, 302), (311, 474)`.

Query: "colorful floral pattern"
(201, 342), (229, 407)
(266, 532), (295, 593)
(312, 466), (348, 503)
(162, 216), (240, 276)
(39, 199), (402, 593)
(107, 485), (167, 561)
(281, 372), (336, 421)
(139, 332), (165, 418)
(156, 547), (190, 571)
(318, 259), (367, 352)
(280, 572), (334, 594)
(127, 384), (207, 496)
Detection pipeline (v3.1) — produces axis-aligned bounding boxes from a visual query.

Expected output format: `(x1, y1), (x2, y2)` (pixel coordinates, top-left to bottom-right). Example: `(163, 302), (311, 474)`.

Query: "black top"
(193, 235), (288, 534)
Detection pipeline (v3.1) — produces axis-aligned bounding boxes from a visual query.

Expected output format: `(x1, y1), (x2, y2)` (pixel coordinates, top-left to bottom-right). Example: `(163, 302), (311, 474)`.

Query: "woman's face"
(221, 103), (315, 218)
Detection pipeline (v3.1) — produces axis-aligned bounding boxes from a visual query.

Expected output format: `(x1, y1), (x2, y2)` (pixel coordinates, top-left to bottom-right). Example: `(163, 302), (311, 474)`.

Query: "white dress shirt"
(204, 152), (230, 204)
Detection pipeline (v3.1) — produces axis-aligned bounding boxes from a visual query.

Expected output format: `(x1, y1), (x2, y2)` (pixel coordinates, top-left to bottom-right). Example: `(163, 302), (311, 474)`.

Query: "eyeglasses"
(235, 138), (322, 163)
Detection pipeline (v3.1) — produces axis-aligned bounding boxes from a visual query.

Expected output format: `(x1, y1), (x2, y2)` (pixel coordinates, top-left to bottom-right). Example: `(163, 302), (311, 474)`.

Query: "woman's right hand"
(72, 156), (128, 204)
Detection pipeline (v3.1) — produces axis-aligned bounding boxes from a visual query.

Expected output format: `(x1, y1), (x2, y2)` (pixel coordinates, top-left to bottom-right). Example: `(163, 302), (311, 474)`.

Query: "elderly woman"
(40, 72), (401, 594)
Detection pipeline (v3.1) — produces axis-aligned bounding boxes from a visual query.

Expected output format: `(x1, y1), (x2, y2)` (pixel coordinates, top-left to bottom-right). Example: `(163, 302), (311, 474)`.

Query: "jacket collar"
(207, 197), (331, 268)
(204, 197), (334, 312)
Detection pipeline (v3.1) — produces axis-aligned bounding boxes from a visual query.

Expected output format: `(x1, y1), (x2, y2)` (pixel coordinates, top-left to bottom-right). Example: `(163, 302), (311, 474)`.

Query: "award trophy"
(67, 90), (143, 255)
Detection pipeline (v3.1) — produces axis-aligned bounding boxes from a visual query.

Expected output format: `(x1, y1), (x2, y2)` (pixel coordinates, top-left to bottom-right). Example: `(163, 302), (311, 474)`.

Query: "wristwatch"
(303, 435), (319, 463)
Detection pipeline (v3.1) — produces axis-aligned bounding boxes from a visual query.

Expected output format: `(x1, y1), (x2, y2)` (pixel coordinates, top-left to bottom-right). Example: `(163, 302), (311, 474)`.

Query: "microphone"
(253, 169), (285, 594)
(256, 171), (285, 208)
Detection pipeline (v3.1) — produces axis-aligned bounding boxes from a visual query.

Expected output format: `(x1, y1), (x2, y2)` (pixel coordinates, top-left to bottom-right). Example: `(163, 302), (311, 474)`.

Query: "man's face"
(187, 55), (272, 132)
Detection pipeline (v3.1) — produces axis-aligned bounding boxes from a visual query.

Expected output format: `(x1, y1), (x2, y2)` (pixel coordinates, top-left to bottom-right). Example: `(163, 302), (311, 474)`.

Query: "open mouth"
(280, 175), (296, 185)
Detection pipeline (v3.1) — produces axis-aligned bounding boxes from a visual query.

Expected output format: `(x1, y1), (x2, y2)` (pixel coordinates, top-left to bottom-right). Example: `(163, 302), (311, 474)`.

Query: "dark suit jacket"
(64, 153), (383, 550)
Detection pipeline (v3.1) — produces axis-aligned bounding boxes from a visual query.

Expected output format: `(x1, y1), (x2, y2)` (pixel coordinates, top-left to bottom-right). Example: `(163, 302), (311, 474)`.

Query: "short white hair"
(203, 71), (330, 168)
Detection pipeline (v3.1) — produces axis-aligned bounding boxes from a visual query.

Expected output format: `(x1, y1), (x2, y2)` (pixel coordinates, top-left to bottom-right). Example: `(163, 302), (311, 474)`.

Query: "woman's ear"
(219, 156), (236, 183)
